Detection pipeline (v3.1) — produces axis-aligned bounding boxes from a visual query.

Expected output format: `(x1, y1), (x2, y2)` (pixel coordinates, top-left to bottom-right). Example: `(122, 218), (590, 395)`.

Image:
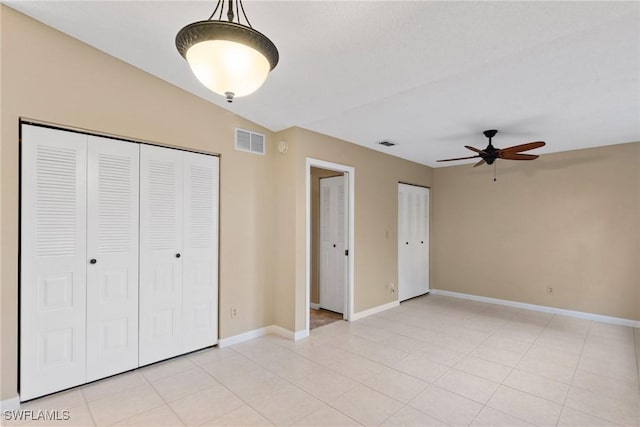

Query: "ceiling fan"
(437, 130), (545, 168)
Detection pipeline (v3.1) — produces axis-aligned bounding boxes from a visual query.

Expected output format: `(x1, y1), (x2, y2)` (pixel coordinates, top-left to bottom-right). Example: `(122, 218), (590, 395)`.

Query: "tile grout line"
(466, 311), (550, 427)
(78, 384), (99, 427)
(554, 317), (591, 427)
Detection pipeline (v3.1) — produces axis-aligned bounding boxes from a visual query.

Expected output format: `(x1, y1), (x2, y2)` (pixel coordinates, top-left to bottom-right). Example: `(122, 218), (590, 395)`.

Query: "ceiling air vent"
(235, 128), (266, 155)
(378, 140), (396, 147)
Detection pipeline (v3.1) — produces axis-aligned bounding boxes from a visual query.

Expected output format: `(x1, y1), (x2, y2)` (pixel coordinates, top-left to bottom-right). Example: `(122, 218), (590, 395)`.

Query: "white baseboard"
(310, 303), (320, 310)
(218, 324), (299, 348)
(430, 289), (640, 328)
(351, 300), (400, 321)
(268, 325), (294, 340)
(294, 329), (309, 340)
(0, 396), (20, 411)
(218, 326), (271, 348)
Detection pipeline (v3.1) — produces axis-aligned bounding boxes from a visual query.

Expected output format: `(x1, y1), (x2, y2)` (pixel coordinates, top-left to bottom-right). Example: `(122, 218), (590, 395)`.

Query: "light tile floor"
(4, 294), (639, 426)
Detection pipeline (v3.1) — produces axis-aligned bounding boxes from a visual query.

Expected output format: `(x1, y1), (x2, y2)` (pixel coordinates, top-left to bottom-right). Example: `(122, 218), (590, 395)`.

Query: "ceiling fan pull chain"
(493, 162), (497, 182)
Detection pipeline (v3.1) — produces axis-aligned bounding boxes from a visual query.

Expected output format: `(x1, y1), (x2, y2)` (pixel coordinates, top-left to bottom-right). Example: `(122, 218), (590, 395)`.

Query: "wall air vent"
(235, 128), (266, 155)
(378, 141), (396, 147)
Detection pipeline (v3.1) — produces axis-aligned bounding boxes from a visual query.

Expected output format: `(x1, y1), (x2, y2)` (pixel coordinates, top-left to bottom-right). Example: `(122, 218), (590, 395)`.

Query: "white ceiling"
(5, 1), (640, 167)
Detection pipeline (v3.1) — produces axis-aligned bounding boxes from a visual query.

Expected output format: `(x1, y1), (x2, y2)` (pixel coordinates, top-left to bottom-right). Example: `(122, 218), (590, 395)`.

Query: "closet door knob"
(89, 259), (97, 264)
(175, 253), (181, 258)
(421, 241), (424, 244)
(405, 242), (409, 245)
(333, 244), (336, 248)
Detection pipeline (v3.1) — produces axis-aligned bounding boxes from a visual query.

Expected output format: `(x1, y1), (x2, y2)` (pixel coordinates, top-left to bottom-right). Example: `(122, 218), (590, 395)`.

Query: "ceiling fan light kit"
(437, 129), (546, 180)
(176, 0), (279, 103)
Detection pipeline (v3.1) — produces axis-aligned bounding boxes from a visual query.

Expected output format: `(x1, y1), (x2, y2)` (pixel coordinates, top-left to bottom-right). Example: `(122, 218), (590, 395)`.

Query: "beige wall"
(432, 142), (640, 321)
(0, 7), (278, 400)
(271, 127), (433, 332)
(0, 7), (435, 400)
(310, 167), (343, 305)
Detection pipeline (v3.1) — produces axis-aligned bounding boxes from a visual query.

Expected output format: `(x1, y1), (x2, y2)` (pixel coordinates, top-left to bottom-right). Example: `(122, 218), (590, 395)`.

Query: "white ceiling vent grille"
(235, 128), (265, 155)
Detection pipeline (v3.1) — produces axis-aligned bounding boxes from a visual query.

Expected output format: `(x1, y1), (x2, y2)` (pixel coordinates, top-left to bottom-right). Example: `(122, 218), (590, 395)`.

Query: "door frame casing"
(305, 158), (355, 336)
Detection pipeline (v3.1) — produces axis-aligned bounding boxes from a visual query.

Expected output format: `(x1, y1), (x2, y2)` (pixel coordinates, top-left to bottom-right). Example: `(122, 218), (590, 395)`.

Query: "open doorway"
(305, 159), (355, 335)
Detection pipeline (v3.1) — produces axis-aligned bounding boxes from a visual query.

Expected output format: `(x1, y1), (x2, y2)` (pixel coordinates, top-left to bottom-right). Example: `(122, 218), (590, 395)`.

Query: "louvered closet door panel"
(182, 153), (219, 352)
(414, 187), (429, 295)
(319, 179), (333, 311)
(398, 184), (411, 301)
(86, 136), (139, 381)
(20, 125), (87, 400)
(139, 145), (183, 365)
(398, 184), (429, 302)
(319, 176), (346, 314)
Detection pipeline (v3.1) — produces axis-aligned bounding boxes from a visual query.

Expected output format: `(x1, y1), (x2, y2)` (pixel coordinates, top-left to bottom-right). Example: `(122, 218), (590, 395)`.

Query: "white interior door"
(398, 183), (430, 302)
(319, 175), (347, 314)
(139, 145), (183, 365)
(20, 125), (88, 400)
(416, 188), (430, 294)
(86, 136), (139, 381)
(182, 152), (219, 353)
(398, 185), (411, 301)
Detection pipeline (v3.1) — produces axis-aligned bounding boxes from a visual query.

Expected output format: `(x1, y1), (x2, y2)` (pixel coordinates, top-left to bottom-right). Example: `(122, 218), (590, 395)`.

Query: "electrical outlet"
(547, 287), (553, 295)
(231, 307), (238, 318)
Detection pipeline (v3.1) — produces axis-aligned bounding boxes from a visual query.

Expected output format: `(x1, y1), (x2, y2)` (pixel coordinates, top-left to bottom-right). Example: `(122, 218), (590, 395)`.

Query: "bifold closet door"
(139, 145), (184, 365)
(86, 136), (139, 381)
(398, 184), (429, 302)
(139, 146), (219, 363)
(319, 175), (347, 314)
(182, 152), (219, 352)
(21, 125), (88, 400)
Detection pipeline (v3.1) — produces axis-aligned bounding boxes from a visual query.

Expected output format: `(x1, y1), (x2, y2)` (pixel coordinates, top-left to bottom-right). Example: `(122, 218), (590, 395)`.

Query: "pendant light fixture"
(176, 0), (279, 103)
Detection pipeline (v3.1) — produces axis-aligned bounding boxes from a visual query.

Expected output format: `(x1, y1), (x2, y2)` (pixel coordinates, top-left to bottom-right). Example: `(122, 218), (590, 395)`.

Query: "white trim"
(351, 301), (400, 321)
(294, 330), (310, 341)
(430, 289), (640, 328)
(218, 325), (300, 348)
(310, 303), (320, 310)
(268, 325), (294, 340)
(0, 396), (20, 411)
(305, 158), (356, 337)
(218, 326), (271, 348)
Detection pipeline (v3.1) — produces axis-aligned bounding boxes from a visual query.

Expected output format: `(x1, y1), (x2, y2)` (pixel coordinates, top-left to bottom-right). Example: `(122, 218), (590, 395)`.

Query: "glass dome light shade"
(176, 20), (279, 99)
(186, 39), (270, 97)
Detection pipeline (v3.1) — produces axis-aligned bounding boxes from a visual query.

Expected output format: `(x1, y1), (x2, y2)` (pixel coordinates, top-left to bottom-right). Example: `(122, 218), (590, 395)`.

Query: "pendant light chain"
(238, 0), (253, 28)
(205, 0), (253, 27)
(207, 0), (222, 20)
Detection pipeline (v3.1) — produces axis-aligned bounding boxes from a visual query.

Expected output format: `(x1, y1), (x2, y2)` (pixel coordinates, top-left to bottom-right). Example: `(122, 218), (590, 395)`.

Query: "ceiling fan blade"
(465, 145), (485, 154)
(436, 155), (481, 162)
(500, 141), (545, 153)
(499, 152), (539, 160)
(473, 159), (486, 168)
